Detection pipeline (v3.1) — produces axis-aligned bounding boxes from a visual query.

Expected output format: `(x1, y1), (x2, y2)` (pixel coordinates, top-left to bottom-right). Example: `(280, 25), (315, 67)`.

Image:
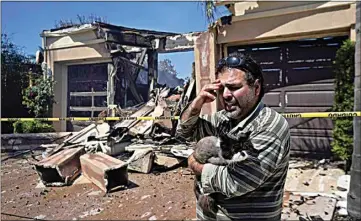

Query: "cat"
(192, 132), (252, 218)
(193, 132), (251, 165)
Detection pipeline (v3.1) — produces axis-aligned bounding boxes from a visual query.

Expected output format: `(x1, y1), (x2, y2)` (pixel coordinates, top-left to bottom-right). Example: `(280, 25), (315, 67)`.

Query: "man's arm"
(176, 80), (222, 141)
(200, 130), (288, 198)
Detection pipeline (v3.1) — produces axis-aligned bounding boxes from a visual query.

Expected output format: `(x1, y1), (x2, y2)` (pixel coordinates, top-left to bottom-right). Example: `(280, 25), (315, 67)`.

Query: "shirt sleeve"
(175, 104), (219, 142)
(200, 130), (286, 198)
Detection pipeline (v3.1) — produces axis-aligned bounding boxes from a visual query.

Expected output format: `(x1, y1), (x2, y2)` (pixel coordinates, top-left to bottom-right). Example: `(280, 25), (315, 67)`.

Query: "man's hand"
(181, 79), (222, 122)
(192, 79), (222, 109)
(188, 153), (204, 176)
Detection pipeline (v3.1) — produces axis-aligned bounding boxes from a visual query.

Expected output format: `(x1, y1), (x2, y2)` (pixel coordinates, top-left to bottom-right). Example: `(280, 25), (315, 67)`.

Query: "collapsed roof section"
(41, 22), (202, 54)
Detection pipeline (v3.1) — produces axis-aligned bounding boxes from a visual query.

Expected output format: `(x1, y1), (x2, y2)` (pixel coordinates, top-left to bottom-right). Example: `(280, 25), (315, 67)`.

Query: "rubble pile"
(33, 79), (197, 193)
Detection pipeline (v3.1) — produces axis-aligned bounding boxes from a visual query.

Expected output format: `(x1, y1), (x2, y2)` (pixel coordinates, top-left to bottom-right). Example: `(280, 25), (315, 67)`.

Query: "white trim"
(65, 59), (112, 66)
(61, 64), (67, 131)
(69, 106), (108, 112)
(41, 24), (96, 37)
(70, 91), (107, 97)
(46, 39), (106, 50)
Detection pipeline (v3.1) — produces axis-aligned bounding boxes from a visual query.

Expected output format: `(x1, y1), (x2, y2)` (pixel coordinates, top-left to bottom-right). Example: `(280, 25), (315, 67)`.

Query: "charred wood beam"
(156, 32), (202, 53)
(107, 63), (116, 105)
(147, 50), (158, 94)
(112, 53), (148, 72)
(125, 69), (144, 103)
(105, 30), (154, 48)
(112, 55), (144, 104)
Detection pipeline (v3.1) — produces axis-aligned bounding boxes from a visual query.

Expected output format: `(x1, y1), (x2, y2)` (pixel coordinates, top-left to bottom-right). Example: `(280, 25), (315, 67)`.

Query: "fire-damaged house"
(39, 22), (200, 132)
(38, 0), (356, 158)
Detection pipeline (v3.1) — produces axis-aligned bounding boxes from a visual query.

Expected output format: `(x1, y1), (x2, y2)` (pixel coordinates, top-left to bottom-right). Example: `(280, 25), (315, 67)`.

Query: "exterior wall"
(218, 2), (356, 45)
(44, 31), (112, 132)
(194, 31), (219, 115)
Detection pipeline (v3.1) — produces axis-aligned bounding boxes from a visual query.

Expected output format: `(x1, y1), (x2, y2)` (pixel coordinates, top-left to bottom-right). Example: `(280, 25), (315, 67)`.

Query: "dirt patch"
(1, 154), (196, 220)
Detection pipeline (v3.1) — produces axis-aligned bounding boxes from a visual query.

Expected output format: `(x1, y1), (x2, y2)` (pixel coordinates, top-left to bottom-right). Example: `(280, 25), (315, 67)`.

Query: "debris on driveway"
(34, 146), (86, 186)
(282, 192), (337, 220)
(30, 82), (197, 192)
(80, 152), (128, 193)
(1, 80), (352, 220)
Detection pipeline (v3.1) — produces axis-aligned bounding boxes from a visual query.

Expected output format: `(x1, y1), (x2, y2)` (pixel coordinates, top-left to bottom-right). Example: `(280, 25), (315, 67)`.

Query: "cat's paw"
(207, 157), (228, 165)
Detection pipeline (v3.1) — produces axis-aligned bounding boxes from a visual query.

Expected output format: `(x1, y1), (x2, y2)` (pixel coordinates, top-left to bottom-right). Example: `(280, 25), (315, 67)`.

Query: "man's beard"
(224, 93), (256, 120)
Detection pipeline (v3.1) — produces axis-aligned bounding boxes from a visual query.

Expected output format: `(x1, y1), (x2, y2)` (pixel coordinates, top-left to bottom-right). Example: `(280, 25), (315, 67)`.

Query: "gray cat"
(192, 133), (252, 218)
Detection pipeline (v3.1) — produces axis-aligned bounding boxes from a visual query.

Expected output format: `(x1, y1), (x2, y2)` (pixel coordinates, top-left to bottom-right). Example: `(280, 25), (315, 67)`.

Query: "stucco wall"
(44, 30), (112, 131)
(218, 2), (356, 45)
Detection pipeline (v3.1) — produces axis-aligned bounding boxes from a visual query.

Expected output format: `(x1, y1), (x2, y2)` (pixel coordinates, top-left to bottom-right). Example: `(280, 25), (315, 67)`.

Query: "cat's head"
(219, 131), (252, 159)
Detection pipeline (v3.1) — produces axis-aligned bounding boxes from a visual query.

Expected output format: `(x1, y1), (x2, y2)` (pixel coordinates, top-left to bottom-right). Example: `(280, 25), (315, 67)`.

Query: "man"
(176, 52), (291, 220)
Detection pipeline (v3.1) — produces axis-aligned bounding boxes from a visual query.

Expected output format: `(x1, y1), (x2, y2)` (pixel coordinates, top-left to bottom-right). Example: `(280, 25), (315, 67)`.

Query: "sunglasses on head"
(216, 56), (261, 77)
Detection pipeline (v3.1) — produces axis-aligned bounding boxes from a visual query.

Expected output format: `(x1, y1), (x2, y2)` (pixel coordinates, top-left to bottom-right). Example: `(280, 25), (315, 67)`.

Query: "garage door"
(227, 35), (349, 158)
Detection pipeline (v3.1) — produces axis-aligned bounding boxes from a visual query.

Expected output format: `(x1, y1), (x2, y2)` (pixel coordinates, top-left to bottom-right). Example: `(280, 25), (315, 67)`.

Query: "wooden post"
(107, 63), (116, 106)
(147, 50), (158, 95)
(28, 69), (33, 87)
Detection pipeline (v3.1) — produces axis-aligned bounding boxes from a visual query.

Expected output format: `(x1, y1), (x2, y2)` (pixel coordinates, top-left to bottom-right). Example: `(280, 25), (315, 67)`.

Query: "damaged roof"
(41, 21), (181, 38)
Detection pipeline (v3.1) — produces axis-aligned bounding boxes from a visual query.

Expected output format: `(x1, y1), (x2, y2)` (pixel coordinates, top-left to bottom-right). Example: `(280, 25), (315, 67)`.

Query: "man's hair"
(216, 52), (265, 100)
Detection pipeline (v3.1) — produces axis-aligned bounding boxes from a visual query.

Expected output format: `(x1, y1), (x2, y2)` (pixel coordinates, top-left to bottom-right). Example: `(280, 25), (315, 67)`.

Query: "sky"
(1, 1), (229, 80)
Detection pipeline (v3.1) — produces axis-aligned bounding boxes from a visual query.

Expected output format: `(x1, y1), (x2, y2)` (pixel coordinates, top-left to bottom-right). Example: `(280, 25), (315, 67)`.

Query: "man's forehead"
(218, 68), (246, 84)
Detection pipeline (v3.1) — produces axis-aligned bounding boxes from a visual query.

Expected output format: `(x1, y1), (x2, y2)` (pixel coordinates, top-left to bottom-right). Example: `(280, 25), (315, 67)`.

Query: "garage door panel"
(287, 59), (333, 69)
(263, 92), (281, 107)
(263, 69), (282, 87)
(228, 46), (281, 64)
(285, 91), (334, 107)
(286, 67), (334, 85)
(227, 35), (348, 157)
(290, 136), (332, 156)
(290, 128), (332, 137)
(286, 118), (334, 130)
(288, 43), (340, 61)
(285, 107), (333, 113)
(283, 83), (334, 92)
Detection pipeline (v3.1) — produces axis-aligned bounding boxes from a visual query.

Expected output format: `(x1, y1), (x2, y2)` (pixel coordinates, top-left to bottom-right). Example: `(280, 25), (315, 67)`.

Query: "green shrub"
(13, 120), (55, 133)
(22, 77), (55, 118)
(331, 39), (355, 161)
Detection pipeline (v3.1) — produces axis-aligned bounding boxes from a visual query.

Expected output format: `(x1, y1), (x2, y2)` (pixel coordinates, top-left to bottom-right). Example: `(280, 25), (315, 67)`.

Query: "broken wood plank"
(34, 146), (86, 186)
(154, 153), (184, 168)
(153, 97), (173, 130)
(80, 152), (129, 193)
(124, 69), (144, 103)
(128, 99), (165, 136)
(127, 148), (154, 174)
(114, 100), (155, 129)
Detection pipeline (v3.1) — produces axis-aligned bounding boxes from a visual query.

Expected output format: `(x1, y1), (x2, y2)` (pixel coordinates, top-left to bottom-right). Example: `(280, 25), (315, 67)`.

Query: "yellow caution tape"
(0, 116), (180, 122)
(0, 112), (360, 122)
(281, 111), (361, 118)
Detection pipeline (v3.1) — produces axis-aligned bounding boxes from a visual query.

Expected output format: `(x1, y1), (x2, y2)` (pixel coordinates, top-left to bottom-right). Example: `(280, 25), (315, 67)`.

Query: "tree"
(201, 1), (217, 24)
(1, 34), (34, 133)
(158, 59), (185, 88)
(331, 40), (355, 165)
(348, 1), (361, 219)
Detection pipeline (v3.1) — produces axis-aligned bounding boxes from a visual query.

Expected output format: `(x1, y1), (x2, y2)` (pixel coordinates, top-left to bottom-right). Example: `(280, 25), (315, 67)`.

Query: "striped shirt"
(176, 101), (291, 221)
